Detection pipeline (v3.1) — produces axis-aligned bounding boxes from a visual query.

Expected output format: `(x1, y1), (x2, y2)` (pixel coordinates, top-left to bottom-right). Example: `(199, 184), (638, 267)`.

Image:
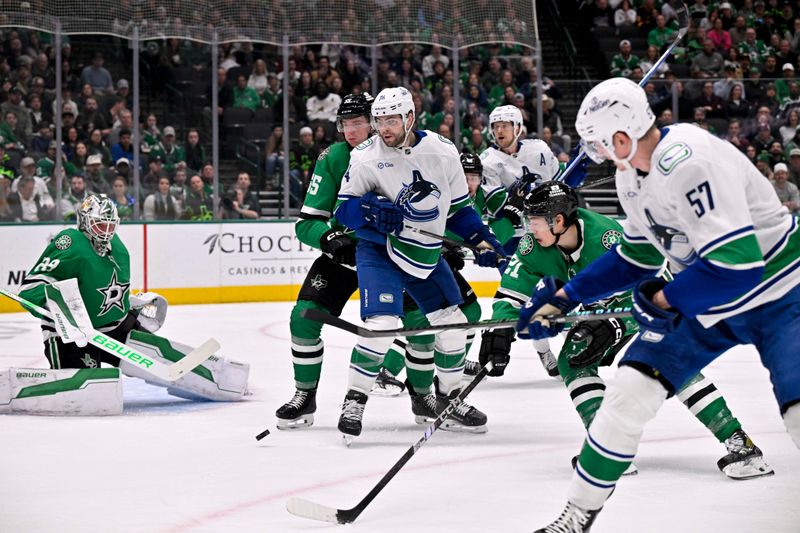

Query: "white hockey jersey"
(615, 123), (800, 327)
(480, 138), (561, 195)
(337, 131), (471, 279)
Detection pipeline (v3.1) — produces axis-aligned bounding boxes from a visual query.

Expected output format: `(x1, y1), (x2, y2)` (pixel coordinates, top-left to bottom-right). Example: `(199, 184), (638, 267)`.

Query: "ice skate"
(338, 389), (368, 446)
(718, 430), (775, 480)
(572, 455), (637, 476)
(275, 389), (316, 430)
(408, 383), (439, 424)
(534, 501), (600, 533)
(436, 384), (488, 433)
(370, 368), (405, 397)
(538, 349), (563, 381)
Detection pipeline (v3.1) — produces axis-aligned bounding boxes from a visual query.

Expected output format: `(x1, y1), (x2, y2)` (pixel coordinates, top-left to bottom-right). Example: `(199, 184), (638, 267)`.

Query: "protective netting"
(0, 0), (536, 48)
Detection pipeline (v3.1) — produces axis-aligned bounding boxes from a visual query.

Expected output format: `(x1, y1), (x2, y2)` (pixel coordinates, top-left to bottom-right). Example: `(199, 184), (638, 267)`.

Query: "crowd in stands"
(0, 6), (572, 221)
(586, 0), (800, 213)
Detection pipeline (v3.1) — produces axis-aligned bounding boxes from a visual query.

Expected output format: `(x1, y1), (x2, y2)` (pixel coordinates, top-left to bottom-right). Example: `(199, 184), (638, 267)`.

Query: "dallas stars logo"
(310, 275), (327, 291)
(96, 271), (130, 316)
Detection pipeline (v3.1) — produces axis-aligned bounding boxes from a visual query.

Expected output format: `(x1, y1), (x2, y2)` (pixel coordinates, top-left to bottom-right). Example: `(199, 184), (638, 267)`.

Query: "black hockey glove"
(565, 318), (626, 369)
(320, 229), (356, 266)
(478, 327), (515, 377)
(441, 243), (466, 271)
(501, 179), (528, 227)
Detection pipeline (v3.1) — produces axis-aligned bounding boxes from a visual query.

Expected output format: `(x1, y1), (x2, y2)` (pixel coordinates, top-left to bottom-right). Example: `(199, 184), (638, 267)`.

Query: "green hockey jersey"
(492, 208), (635, 330)
(19, 228), (131, 330)
(296, 141), (351, 249)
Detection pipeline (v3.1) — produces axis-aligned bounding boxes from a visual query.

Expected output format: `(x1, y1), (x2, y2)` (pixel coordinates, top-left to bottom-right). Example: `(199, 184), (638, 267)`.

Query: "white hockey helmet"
(489, 105), (524, 144)
(575, 77), (655, 166)
(372, 87), (415, 146)
(77, 194), (119, 256)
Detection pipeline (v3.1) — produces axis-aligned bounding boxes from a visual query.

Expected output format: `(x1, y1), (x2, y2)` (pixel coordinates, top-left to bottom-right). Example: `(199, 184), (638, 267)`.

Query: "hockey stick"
(404, 225), (510, 264)
(557, 1), (690, 186)
(300, 307), (632, 338)
(287, 361), (494, 524)
(0, 288), (220, 382)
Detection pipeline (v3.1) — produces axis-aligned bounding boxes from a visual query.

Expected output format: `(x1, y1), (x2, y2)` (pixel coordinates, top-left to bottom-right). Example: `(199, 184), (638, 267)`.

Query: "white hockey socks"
(428, 305), (468, 395)
(348, 315), (398, 394)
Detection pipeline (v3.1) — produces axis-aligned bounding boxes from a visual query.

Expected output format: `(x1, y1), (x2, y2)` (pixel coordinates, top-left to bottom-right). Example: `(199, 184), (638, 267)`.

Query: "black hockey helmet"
(523, 181), (579, 228)
(337, 92), (374, 132)
(460, 152), (483, 175)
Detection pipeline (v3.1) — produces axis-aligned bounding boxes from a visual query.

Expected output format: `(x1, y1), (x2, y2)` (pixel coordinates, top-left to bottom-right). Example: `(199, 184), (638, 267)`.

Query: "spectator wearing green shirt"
(233, 74), (260, 112)
(488, 69), (517, 111)
(776, 63), (796, 104)
(648, 15), (676, 49)
(261, 73), (280, 109)
(610, 40), (640, 78)
(738, 27), (771, 65)
(149, 126), (186, 175)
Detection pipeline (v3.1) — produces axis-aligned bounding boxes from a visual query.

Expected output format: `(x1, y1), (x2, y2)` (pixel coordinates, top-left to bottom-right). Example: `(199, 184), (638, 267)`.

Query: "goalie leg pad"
(569, 365), (668, 511)
(121, 330), (249, 401)
(0, 367), (122, 415)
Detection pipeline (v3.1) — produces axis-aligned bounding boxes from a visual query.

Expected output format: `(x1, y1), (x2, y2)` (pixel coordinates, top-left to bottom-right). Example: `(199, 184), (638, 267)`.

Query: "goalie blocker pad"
(120, 330), (249, 401)
(0, 367), (122, 416)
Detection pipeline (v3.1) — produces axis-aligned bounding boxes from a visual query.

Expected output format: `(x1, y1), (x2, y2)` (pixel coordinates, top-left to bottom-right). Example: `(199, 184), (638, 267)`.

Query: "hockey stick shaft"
(287, 362), (493, 524)
(404, 225), (510, 260)
(0, 288), (218, 382)
(557, 2), (689, 185)
(300, 307), (632, 338)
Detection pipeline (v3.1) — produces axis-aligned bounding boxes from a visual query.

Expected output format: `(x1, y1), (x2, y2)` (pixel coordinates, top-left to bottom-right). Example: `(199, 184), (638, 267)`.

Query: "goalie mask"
(77, 194), (119, 256)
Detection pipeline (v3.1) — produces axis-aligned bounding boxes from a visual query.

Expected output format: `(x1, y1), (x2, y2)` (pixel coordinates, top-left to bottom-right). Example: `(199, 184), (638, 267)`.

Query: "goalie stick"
(300, 307), (632, 338)
(557, 0), (690, 186)
(287, 361), (494, 524)
(0, 287), (219, 382)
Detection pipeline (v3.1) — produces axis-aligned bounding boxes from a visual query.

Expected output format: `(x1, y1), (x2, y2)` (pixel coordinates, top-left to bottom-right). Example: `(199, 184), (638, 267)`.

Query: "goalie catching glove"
(565, 318), (626, 369)
(130, 291), (168, 333)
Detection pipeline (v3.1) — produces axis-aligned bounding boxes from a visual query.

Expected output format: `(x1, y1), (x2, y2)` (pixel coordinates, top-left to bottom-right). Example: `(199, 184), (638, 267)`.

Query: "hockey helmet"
(460, 152), (483, 175)
(372, 87), (415, 147)
(489, 105), (524, 145)
(575, 77), (655, 166)
(523, 181), (579, 228)
(77, 194), (119, 256)
(337, 92), (374, 132)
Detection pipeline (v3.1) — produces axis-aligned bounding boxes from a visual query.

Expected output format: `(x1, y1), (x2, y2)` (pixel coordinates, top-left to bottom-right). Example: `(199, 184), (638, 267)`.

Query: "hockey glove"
(516, 276), (577, 340)
(360, 192), (404, 235)
(478, 328), (515, 377)
(562, 144), (590, 188)
(473, 230), (508, 269)
(632, 278), (681, 335)
(501, 176), (531, 226)
(565, 318), (626, 369)
(441, 244), (466, 271)
(320, 229), (356, 266)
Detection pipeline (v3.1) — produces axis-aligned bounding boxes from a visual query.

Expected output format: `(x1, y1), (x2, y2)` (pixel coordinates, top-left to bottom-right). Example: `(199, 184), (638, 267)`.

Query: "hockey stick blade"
(168, 338), (221, 380)
(287, 363), (492, 524)
(301, 307), (632, 338)
(286, 497), (341, 523)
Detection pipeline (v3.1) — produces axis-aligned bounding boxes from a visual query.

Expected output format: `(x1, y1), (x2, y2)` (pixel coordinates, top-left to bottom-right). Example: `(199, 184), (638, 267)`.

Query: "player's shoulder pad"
(50, 228), (85, 251)
(353, 136), (376, 152)
(654, 140), (693, 176)
(517, 233), (536, 256)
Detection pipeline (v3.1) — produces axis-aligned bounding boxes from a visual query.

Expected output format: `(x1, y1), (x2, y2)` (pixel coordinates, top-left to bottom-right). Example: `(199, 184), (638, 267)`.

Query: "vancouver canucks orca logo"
(395, 171), (441, 222)
(644, 208), (696, 265)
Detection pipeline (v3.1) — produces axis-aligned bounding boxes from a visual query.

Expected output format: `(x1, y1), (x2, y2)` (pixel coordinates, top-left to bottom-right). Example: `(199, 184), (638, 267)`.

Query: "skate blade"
(441, 420), (488, 434)
(722, 457), (775, 480)
(341, 433), (357, 447)
(276, 414), (314, 430)
(370, 384), (404, 397)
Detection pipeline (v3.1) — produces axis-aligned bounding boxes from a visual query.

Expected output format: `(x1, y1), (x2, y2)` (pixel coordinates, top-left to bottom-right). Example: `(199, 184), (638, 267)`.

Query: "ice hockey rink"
(2, 299), (799, 533)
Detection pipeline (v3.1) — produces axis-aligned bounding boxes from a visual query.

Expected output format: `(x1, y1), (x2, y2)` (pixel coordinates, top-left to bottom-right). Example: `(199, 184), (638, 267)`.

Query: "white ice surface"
(1, 300), (798, 533)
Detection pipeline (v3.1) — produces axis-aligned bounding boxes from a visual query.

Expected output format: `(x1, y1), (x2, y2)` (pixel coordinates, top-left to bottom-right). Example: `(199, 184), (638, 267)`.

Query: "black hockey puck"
(255, 428), (271, 441)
